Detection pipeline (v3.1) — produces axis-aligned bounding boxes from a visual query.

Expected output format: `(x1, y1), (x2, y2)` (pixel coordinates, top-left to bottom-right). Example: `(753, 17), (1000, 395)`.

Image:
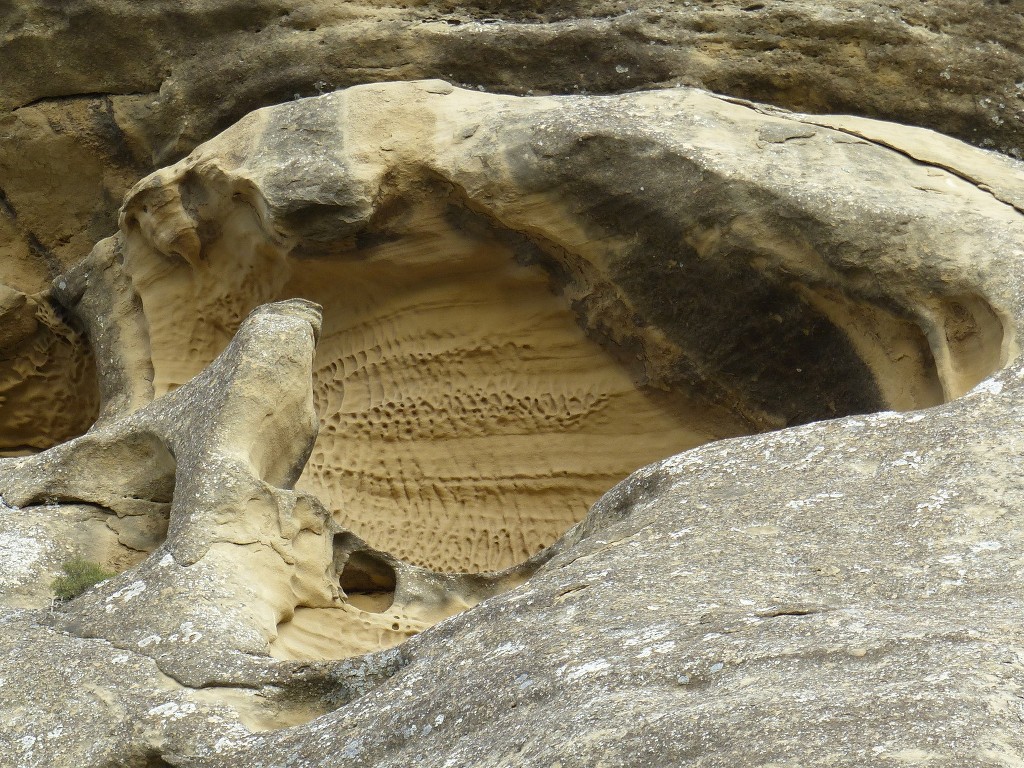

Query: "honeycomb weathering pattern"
(116, 185), (750, 572)
(286, 200), (746, 571)
(0, 300), (100, 456)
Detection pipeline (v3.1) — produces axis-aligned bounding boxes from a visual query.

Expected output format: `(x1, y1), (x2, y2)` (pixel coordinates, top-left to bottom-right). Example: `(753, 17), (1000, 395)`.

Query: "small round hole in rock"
(339, 550), (397, 613)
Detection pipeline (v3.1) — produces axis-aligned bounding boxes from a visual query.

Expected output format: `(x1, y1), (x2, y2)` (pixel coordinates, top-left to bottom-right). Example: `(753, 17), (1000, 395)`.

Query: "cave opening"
(56, 170), (1010, 583)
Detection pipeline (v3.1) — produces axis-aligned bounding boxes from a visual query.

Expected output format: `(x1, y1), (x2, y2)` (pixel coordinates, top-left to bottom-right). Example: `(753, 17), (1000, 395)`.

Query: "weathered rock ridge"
(2, 0), (1022, 299)
(1, 75), (1024, 766)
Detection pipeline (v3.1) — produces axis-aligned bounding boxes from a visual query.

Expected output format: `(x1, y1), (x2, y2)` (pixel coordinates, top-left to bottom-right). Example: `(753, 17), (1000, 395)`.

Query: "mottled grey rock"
(153, 365), (1024, 767)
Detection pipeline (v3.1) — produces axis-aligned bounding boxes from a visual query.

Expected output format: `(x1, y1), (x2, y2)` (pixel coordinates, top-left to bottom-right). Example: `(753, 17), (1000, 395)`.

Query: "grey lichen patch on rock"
(0, 499), (159, 610)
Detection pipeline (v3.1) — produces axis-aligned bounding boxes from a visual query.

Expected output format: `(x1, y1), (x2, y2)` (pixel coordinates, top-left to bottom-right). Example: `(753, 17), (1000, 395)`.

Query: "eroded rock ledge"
(1, 82), (1024, 766)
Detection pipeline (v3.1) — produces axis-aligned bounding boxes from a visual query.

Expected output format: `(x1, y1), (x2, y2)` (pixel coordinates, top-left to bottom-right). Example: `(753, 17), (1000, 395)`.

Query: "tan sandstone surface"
(34, 80), (1017, 580)
(1, 0), (1023, 458)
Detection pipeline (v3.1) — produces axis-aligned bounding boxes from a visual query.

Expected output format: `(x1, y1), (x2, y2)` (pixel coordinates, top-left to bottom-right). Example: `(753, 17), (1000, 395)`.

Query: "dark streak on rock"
(26, 233), (62, 276)
(0, 187), (16, 219)
(14, 90), (157, 113)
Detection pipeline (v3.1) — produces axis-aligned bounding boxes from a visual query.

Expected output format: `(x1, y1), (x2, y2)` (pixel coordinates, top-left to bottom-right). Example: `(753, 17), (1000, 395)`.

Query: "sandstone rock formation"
(3, 2), (1024, 765)
(20, 78), (1024, 572)
(2, 0), (1022, 291)
(1, 74), (1024, 765)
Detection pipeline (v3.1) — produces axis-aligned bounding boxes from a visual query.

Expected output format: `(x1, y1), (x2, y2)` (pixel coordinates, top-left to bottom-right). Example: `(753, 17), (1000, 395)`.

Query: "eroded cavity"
(0, 292), (100, 456)
(284, 193), (749, 571)
(112, 172), (1008, 581)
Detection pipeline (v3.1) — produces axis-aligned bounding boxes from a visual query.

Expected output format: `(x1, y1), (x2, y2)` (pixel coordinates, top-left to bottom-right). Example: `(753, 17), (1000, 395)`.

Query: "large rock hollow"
(115, 144), (1006, 577)
(286, 191), (761, 572)
(5, 83), (1016, 669)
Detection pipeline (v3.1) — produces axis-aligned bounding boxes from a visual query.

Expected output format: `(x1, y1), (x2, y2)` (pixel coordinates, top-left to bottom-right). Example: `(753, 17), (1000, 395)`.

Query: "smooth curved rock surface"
(187, 373), (1024, 767)
(1, 77), (1024, 766)
(1, 0), (1022, 291)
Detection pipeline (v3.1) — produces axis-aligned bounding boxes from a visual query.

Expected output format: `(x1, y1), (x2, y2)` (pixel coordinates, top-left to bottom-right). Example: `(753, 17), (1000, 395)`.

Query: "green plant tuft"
(51, 558), (115, 601)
